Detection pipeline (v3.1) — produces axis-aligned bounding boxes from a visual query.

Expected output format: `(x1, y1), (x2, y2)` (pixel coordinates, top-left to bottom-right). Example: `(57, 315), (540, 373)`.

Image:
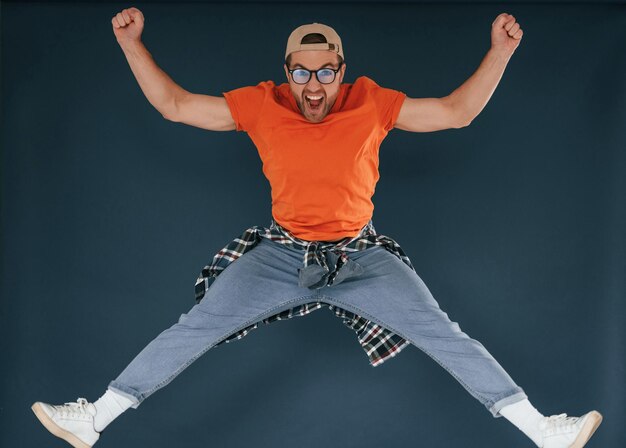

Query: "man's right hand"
(109, 6), (235, 131)
(112, 7), (144, 45)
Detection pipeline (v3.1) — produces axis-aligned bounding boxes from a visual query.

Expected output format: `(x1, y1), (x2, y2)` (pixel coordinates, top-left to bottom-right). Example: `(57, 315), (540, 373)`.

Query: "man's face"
(283, 50), (346, 123)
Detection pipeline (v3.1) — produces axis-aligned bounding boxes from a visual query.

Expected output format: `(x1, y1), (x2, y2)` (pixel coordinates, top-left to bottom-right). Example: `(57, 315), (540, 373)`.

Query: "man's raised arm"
(395, 13), (523, 133)
(112, 7), (235, 132)
(446, 13), (524, 127)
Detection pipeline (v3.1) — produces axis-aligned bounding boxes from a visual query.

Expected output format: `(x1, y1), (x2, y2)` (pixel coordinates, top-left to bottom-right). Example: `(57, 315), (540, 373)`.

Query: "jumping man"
(32, 7), (602, 448)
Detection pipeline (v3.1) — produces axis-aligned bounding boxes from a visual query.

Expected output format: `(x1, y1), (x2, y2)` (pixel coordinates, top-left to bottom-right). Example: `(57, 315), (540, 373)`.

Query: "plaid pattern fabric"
(194, 219), (415, 367)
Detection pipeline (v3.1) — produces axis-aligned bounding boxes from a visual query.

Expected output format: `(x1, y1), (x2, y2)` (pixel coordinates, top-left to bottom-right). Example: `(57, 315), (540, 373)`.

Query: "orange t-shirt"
(222, 76), (406, 242)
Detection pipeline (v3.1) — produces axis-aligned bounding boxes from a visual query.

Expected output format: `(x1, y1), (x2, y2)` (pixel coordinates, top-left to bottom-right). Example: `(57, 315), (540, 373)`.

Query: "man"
(31, 7), (602, 448)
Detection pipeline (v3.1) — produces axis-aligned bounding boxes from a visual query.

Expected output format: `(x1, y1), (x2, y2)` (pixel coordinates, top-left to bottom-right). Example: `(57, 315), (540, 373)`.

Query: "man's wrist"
(489, 46), (514, 61)
(118, 38), (144, 53)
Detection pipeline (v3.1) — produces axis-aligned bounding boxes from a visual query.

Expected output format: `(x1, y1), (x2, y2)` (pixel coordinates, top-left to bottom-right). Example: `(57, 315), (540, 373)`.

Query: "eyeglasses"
(288, 63), (343, 85)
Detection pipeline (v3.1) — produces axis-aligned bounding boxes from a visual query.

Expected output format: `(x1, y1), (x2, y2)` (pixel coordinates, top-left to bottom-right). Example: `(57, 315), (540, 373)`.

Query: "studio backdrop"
(1, 1), (624, 447)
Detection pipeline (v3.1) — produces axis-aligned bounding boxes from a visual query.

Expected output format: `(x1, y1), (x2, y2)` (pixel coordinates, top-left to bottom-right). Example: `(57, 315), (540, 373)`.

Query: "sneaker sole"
(571, 410), (603, 448)
(31, 402), (93, 448)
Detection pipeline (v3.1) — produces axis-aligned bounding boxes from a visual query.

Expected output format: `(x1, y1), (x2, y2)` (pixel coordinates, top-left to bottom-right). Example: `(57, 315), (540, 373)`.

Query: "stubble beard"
(297, 96), (333, 123)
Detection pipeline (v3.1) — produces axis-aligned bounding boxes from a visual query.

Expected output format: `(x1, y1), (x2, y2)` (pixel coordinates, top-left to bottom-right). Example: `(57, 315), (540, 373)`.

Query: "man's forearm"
(118, 39), (184, 118)
(448, 47), (513, 125)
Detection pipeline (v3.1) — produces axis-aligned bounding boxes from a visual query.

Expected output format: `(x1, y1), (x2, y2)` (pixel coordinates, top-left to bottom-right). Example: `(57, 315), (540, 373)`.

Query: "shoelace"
(545, 413), (580, 429)
(54, 397), (91, 417)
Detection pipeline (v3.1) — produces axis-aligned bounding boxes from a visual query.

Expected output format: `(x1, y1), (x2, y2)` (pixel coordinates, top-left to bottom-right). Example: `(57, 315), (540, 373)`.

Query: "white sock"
(499, 398), (545, 447)
(93, 389), (135, 432)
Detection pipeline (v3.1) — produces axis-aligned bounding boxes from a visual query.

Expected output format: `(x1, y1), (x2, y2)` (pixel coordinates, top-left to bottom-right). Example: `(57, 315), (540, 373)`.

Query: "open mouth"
(305, 94), (324, 111)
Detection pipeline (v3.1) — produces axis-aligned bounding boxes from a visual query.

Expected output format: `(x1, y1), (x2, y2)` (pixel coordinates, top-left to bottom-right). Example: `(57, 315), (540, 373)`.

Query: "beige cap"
(284, 23), (344, 61)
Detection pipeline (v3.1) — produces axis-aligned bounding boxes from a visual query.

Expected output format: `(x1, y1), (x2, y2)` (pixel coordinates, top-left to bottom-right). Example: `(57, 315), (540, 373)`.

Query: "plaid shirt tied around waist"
(194, 219), (416, 367)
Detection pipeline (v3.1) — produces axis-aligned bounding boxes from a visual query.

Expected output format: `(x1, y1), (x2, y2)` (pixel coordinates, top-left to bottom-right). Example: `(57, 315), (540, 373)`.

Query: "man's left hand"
(491, 13), (523, 55)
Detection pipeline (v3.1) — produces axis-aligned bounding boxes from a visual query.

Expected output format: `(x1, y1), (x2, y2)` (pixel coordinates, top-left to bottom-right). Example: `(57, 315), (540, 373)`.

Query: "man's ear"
(284, 64), (289, 82)
(339, 63), (347, 82)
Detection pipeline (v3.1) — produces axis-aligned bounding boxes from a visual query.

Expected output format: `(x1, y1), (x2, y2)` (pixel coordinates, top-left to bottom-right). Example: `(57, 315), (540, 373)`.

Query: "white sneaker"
(32, 398), (100, 448)
(540, 410), (603, 448)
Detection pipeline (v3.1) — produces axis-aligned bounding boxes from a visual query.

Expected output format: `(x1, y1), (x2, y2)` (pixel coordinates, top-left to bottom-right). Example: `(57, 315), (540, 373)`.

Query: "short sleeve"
(363, 77), (407, 132)
(222, 81), (272, 132)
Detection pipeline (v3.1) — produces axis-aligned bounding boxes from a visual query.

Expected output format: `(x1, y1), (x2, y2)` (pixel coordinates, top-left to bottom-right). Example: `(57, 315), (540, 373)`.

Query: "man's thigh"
(192, 237), (322, 327)
(318, 246), (462, 342)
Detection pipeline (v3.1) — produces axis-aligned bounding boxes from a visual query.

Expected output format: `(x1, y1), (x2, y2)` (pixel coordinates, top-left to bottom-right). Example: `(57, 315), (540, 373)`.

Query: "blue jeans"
(109, 237), (527, 417)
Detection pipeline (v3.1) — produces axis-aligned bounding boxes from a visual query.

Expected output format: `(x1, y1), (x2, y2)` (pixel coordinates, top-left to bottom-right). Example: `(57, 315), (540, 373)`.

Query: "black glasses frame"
(287, 63), (343, 85)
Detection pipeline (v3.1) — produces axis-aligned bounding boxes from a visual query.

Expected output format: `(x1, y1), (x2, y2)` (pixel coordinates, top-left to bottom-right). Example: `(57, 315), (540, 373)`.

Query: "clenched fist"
(112, 7), (144, 44)
(491, 13), (523, 56)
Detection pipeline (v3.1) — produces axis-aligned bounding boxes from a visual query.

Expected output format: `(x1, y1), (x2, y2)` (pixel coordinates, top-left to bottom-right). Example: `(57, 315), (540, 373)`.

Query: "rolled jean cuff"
(107, 381), (142, 409)
(488, 390), (528, 418)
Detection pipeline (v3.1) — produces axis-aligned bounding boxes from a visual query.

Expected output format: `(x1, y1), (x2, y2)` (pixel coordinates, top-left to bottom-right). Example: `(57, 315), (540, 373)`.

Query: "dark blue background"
(2, 2), (624, 447)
